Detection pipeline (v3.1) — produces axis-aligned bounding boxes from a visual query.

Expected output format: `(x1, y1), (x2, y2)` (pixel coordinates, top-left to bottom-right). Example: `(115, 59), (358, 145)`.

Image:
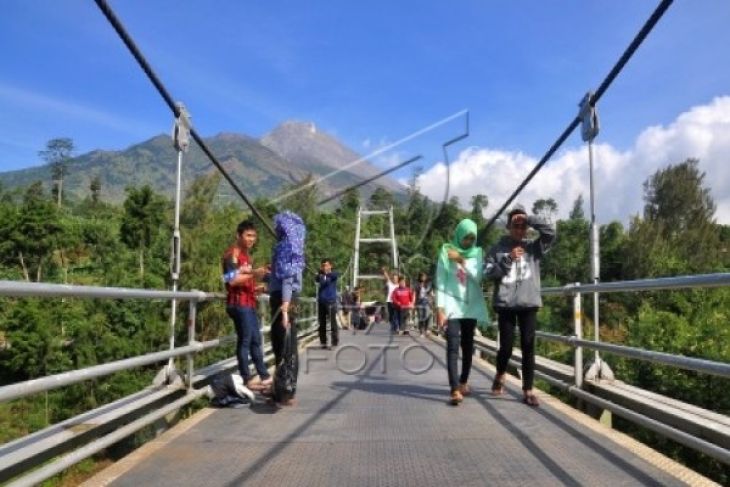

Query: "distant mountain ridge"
(0, 121), (404, 205)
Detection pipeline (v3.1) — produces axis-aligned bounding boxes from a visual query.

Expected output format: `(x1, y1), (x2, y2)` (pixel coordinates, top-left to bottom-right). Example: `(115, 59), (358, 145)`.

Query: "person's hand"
(510, 246), (525, 260)
(255, 284), (267, 293)
(447, 249), (464, 264)
(436, 309), (447, 329)
(253, 266), (269, 278)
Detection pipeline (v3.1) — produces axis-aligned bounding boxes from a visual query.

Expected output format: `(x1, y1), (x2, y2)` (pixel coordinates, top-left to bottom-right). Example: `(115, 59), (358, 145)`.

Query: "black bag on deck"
(273, 328), (298, 402)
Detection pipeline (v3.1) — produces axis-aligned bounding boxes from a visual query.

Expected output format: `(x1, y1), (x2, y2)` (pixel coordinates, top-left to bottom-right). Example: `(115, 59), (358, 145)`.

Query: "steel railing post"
(187, 298), (197, 390)
(573, 285), (583, 388)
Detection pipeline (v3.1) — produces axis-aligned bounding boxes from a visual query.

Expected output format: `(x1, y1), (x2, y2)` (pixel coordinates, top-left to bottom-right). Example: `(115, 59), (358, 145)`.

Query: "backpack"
(273, 329), (298, 402)
(210, 373), (253, 408)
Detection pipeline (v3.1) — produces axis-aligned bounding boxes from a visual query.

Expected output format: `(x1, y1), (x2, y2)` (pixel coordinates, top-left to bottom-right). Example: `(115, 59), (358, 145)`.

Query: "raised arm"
(527, 215), (556, 257)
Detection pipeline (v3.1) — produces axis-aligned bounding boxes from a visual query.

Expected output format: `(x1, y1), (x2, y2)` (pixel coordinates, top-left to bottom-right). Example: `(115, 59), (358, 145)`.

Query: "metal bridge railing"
(0, 280), (319, 486)
(472, 271), (730, 465)
(539, 272), (730, 385)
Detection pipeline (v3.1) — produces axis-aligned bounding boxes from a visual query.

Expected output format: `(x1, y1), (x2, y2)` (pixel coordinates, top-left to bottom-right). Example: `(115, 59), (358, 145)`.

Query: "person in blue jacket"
(315, 258), (339, 349)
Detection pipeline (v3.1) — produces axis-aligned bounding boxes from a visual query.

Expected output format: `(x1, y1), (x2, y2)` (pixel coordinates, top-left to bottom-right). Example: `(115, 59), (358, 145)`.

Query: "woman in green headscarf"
(435, 218), (489, 405)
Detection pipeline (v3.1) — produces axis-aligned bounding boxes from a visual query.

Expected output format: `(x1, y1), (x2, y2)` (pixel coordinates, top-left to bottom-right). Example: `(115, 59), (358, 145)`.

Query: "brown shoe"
(458, 383), (471, 396)
(450, 389), (463, 405)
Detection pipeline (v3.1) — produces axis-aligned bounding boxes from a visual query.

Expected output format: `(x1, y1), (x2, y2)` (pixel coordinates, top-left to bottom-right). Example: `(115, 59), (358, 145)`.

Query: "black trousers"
(446, 319), (476, 391)
(318, 301), (338, 346)
(496, 308), (537, 391)
(270, 291), (299, 379)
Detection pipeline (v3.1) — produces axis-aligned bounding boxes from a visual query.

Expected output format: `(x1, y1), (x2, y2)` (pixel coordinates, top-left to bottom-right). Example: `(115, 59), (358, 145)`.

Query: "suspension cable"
(481, 0), (674, 235)
(93, 0), (276, 237)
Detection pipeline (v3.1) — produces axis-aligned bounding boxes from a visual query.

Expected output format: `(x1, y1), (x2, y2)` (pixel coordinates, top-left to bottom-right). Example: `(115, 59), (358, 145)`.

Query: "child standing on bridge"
(485, 205), (555, 407)
(222, 220), (272, 391)
(436, 219), (490, 405)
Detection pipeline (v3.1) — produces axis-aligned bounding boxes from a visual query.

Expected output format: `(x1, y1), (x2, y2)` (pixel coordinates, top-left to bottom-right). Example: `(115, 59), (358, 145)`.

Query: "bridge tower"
(352, 206), (398, 288)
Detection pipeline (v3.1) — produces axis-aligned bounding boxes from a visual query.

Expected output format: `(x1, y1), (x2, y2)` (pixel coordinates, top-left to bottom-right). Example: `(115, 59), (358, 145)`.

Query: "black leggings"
(446, 319), (476, 391)
(270, 292), (299, 373)
(496, 308), (537, 391)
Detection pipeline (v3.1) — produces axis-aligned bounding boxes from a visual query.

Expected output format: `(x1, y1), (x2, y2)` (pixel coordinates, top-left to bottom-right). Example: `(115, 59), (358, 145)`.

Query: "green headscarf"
(438, 218), (480, 268)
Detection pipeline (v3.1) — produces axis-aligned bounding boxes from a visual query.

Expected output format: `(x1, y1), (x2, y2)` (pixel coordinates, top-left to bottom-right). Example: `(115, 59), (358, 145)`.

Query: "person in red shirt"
(222, 220), (271, 390)
(390, 276), (414, 335)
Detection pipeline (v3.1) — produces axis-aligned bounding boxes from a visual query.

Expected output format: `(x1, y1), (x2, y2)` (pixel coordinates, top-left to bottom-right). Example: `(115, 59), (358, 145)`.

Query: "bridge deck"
(105, 326), (689, 486)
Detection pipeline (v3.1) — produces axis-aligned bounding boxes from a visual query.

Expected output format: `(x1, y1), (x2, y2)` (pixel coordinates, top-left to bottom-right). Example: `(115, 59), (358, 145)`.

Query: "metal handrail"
(534, 331), (730, 378)
(541, 272), (730, 296)
(0, 281), (319, 405)
(0, 280), (221, 301)
(0, 337), (233, 403)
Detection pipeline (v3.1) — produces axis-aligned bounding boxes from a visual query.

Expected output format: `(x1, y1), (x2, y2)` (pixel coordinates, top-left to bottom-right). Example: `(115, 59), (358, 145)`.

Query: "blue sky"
(2, 1), (730, 221)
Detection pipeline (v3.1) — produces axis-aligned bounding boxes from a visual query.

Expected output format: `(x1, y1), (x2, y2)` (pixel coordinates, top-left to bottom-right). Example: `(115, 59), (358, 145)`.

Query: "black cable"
(317, 155), (422, 206)
(94, 0), (276, 238)
(481, 0), (674, 236)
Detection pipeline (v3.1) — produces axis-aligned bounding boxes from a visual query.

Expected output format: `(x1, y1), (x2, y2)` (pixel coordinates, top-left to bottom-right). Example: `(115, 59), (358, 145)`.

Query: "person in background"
(436, 218), (490, 405)
(485, 205), (556, 407)
(390, 276), (414, 335)
(381, 267), (399, 334)
(267, 211), (306, 407)
(222, 220), (271, 391)
(315, 259), (339, 349)
(340, 285), (353, 330)
(414, 272), (434, 337)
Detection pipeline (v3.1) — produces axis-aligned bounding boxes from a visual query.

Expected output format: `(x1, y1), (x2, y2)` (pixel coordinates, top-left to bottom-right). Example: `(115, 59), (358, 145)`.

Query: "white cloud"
(417, 96), (730, 225)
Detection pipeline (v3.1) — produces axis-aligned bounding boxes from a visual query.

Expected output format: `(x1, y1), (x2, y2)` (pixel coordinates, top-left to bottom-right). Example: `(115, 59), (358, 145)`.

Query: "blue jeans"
(226, 306), (269, 382)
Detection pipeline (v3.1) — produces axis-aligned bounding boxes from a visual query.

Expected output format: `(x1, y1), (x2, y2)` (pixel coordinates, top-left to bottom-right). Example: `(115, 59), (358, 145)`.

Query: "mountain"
(261, 121), (403, 192)
(0, 122), (405, 205)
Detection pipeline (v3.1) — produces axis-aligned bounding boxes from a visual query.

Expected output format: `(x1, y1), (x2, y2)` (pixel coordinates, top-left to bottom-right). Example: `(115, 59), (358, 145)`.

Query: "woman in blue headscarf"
(267, 211), (306, 406)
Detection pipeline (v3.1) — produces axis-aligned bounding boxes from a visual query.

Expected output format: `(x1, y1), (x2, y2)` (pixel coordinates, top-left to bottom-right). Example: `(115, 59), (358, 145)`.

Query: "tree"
(89, 176), (102, 204)
(13, 183), (62, 281)
(368, 187), (396, 210)
(625, 158), (720, 277)
(335, 188), (360, 219)
(569, 195), (585, 220)
(280, 173), (318, 221)
(39, 138), (74, 208)
(120, 185), (167, 280)
(470, 194), (488, 227)
(533, 198), (558, 222)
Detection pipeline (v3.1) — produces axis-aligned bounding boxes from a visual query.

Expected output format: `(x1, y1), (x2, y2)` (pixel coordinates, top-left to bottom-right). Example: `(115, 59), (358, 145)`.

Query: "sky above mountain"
(1, 1), (729, 222)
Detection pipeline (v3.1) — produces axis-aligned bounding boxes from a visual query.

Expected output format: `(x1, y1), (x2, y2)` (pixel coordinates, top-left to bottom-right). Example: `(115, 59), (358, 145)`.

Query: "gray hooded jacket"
(484, 215), (556, 310)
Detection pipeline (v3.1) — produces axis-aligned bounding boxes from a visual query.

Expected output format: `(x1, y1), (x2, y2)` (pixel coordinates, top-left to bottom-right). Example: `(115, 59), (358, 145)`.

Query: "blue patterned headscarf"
(273, 211), (306, 279)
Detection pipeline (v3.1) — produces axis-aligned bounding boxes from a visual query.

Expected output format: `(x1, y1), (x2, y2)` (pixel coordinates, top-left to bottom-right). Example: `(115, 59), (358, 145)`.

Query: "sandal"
(523, 393), (540, 407)
(491, 375), (505, 395)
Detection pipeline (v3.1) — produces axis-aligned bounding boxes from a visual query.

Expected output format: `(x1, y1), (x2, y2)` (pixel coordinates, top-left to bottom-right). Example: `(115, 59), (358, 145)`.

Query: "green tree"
(39, 138), (74, 208)
(368, 187), (396, 210)
(280, 173), (319, 222)
(89, 175), (102, 204)
(569, 194), (585, 220)
(470, 194), (488, 227)
(13, 183), (62, 281)
(120, 185), (167, 280)
(532, 197), (558, 222)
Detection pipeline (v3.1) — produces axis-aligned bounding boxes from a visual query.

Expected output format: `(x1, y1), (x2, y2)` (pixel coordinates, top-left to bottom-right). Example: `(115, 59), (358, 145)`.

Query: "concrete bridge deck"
(94, 326), (707, 486)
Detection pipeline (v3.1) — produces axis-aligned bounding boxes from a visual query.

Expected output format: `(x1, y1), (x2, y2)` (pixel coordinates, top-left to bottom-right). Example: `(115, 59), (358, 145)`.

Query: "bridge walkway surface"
(91, 325), (710, 486)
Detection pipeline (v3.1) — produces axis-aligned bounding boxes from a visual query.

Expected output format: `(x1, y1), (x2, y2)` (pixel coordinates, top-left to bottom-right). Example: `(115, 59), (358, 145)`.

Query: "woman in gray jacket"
(484, 205), (555, 407)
